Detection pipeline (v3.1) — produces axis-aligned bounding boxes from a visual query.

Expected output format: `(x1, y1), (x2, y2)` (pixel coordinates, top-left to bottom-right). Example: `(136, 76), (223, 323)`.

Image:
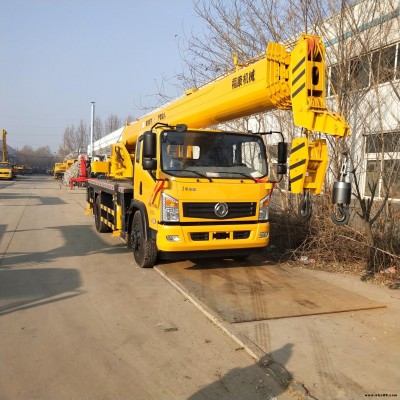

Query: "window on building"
(384, 159), (400, 198)
(349, 54), (370, 90)
(329, 42), (400, 96)
(329, 63), (347, 96)
(365, 160), (381, 197)
(366, 132), (400, 153)
(366, 134), (381, 153)
(350, 54), (370, 89)
(364, 131), (400, 199)
(371, 44), (396, 85)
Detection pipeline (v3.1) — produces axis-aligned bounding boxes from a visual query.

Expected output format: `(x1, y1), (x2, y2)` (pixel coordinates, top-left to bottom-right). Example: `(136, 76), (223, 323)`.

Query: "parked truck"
(0, 130), (14, 180)
(53, 162), (67, 179)
(86, 34), (350, 267)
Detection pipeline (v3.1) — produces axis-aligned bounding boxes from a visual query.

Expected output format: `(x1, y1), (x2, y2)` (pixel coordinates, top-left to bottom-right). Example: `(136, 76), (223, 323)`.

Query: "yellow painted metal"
(0, 162), (13, 180)
(155, 222), (269, 253)
(53, 162), (67, 178)
(91, 161), (109, 174)
(66, 159), (77, 168)
(109, 143), (133, 179)
(1, 130), (8, 163)
(53, 159), (77, 178)
(289, 137), (328, 194)
(85, 202), (92, 215)
(54, 162), (66, 172)
(306, 139), (329, 194)
(1, 129), (13, 180)
(14, 165), (24, 175)
(115, 204), (122, 230)
(289, 137), (309, 194)
(100, 204), (114, 215)
(289, 36), (349, 138)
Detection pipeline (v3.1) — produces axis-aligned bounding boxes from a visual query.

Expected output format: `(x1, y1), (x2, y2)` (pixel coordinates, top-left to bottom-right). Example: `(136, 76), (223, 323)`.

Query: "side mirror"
(143, 131), (157, 158)
(142, 131), (158, 170)
(277, 142), (288, 175)
(276, 163), (287, 175)
(143, 158), (157, 170)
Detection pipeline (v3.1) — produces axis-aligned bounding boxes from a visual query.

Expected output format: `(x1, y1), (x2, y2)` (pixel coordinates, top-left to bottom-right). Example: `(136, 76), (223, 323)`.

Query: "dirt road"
(0, 176), (288, 400)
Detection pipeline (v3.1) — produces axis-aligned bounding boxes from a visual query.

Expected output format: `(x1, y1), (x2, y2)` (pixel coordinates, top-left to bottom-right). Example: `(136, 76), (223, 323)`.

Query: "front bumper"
(156, 221), (269, 253)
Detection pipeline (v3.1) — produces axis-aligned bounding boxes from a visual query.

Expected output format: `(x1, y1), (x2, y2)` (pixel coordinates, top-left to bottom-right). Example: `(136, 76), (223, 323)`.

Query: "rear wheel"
(131, 210), (158, 268)
(94, 195), (109, 233)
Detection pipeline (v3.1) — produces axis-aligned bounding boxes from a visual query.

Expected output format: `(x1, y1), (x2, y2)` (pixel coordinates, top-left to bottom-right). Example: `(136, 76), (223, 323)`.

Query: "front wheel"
(131, 211), (158, 268)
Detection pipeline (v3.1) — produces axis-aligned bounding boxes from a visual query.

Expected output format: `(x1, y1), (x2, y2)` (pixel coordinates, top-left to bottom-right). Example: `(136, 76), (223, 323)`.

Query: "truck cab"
(140, 126), (271, 259)
(0, 162), (14, 180)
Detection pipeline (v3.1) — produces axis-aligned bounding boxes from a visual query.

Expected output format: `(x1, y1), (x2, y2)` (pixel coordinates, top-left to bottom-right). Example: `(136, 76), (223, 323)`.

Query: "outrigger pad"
(156, 260), (386, 322)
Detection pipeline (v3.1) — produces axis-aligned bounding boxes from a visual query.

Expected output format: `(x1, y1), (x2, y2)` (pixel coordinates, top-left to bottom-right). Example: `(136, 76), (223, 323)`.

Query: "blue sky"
(0, 0), (201, 152)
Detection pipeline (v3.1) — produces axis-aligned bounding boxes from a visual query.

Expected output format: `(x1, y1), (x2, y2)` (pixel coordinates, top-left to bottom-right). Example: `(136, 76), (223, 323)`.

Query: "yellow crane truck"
(54, 162), (67, 179)
(0, 129), (14, 180)
(86, 34), (350, 267)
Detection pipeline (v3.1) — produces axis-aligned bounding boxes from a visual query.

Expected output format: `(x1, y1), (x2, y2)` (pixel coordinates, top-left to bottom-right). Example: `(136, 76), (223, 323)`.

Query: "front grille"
(183, 202), (256, 219)
(190, 232), (209, 241)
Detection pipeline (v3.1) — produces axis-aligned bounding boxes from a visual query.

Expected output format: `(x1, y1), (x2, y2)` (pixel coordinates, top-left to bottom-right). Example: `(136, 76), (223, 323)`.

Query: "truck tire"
(94, 195), (109, 233)
(131, 210), (157, 268)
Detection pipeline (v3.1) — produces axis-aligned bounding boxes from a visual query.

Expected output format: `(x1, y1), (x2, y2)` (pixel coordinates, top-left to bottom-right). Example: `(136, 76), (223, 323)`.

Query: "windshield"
(161, 130), (267, 179)
(0, 163), (12, 168)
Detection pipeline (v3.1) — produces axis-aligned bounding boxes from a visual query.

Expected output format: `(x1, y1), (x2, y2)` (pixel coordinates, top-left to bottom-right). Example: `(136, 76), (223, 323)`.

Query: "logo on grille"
(214, 202), (229, 218)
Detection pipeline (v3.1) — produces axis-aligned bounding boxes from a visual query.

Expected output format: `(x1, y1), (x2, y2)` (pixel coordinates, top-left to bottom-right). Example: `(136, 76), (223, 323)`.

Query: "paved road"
(0, 176), (289, 400)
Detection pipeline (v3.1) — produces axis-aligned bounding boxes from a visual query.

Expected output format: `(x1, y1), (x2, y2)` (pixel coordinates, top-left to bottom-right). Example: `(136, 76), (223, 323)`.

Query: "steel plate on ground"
(156, 258), (385, 323)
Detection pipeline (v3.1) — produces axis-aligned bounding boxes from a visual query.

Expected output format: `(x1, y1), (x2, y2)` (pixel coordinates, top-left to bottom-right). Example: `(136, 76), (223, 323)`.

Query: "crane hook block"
(289, 137), (328, 194)
(331, 181), (351, 225)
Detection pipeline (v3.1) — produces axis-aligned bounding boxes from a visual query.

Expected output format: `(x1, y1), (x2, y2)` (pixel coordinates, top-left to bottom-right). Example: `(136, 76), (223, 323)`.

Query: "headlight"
(259, 194), (269, 221)
(162, 193), (180, 222)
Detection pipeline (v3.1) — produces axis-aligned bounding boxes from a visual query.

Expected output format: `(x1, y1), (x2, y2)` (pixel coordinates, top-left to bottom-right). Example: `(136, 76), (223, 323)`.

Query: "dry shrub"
(268, 192), (399, 281)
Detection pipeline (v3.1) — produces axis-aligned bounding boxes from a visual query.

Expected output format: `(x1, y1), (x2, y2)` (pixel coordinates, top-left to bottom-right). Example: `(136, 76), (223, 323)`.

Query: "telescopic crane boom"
(110, 34), (349, 183)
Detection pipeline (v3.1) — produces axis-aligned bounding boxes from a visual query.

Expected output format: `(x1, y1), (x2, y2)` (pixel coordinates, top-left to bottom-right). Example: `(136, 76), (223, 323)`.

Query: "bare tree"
(104, 114), (122, 134)
(58, 120), (89, 158)
(176, 0), (399, 275)
(18, 145), (54, 171)
(58, 124), (76, 158)
(125, 114), (136, 124)
(75, 120), (89, 153)
(94, 116), (104, 141)
(306, 0), (400, 273)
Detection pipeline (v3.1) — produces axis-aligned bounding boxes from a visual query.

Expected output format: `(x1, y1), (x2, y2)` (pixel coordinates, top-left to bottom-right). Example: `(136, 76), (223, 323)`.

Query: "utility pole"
(90, 102), (95, 158)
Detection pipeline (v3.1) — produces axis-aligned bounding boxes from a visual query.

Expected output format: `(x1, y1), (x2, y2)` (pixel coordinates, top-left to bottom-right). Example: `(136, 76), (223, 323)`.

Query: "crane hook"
(298, 191), (312, 222)
(331, 152), (351, 226)
(331, 204), (350, 225)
